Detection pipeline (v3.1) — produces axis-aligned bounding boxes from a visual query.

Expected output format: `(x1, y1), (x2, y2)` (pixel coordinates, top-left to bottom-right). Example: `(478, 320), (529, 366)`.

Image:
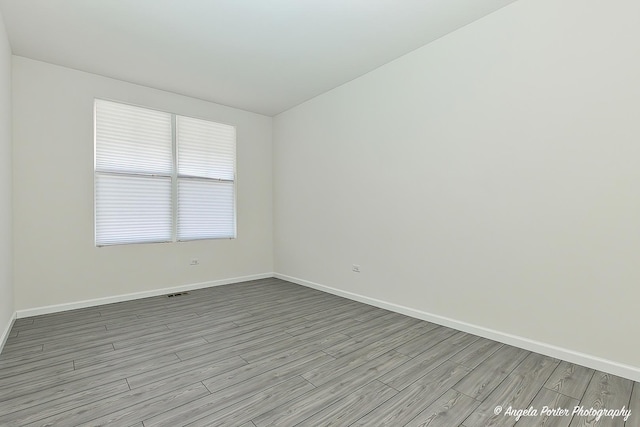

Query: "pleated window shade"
(94, 99), (236, 246)
(177, 116), (236, 241)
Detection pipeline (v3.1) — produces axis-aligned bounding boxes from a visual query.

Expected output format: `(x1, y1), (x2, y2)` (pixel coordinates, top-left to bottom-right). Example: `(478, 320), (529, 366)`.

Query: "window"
(94, 99), (236, 246)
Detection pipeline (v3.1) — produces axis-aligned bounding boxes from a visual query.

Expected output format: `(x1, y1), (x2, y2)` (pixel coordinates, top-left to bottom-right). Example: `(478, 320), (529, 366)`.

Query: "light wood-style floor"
(0, 278), (637, 426)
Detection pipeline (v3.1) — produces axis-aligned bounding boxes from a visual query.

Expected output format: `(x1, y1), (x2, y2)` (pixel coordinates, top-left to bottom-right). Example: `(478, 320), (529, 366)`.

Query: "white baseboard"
(275, 273), (640, 383)
(16, 273), (275, 319)
(0, 311), (17, 354)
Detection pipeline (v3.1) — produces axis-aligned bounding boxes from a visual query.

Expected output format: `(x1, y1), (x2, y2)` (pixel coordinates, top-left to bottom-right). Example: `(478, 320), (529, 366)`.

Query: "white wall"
(13, 57), (273, 311)
(274, 0), (640, 371)
(0, 10), (14, 342)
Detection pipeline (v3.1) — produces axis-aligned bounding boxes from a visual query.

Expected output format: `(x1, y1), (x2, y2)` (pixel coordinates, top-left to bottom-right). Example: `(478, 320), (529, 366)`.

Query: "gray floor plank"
(3, 325), (109, 351)
(0, 342), (113, 367)
(324, 320), (437, 360)
(73, 337), (207, 370)
(0, 278), (635, 427)
(284, 315), (362, 339)
(0, 353), (180, 412)
(12, 318), (34, 326)
(285, 316), (363, 343)
(80, 382), (210, 427)
(514, 387), (579, 427)
(452, 344), (530, 401)
(405, 388), (481, 427)
(463, 353), (559, 427)
(299, 301), (374, 324)
(145, 354), (333, 426)
(203, 349), (333, 394)
(22, 309), (139, 329)
(231, 296), (343, 327)
(0, 343), (43, 358)
(544, 361), (595, 400)
(628, 382), (640, 426)
(352, 361), (472, 426)
(346, 314), (423, 341)
(107, 312), (197, 332)
(336, 311), (416, 341)
(394, 326), (459, 358)
(0, 360), (75, 386)
(449, 337), (504, 369)
(111, 324), (226, 350)
(164, 311), (251, 331)
(301, 325), (441, 387)
(213, 335), (346, 390)
(180, 327), (291, 360)
(0, 343), (114, 372)
(126, 355), (246, 390)
(25, 308), (102, 326)
(378, 331), (479, 391)
(41, 324), (171, 354)
(178, 330), (290, 361)
(239, 331), (350, 364)
(352, 307), (393, 322)
(1, 351), (179, 401)
(296, 380), (397, 427)
(22, 378), (206, 427)
(204, 351), (333, 398)
(0, 379), (130, 427)
(252, 350), (410, 427)
(131, 332), (342, 391)
(569, 372), (633, 427)
(166, 312), (252, 333)
(6, 323), (110, 344)
(184, 376), (315, 427)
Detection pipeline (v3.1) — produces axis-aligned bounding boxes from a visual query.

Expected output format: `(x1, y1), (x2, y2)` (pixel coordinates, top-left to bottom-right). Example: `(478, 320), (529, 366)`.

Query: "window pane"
(95, 174), (172, 245)
(95, 99), (173, 175)
(177, 179), (235, 240)
(177, 115), (235, 180)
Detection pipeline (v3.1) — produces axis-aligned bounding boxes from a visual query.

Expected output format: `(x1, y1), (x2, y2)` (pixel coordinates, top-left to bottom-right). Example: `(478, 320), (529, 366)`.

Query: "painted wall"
(274, 0), (640, 369)
(0, 10), (13, 340)
(13, 57), (273, 311)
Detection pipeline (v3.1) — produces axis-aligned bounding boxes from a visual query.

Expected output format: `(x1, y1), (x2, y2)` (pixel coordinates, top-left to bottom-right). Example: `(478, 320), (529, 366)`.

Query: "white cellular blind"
(94, 99), (236, 246)
(95, 100), (173, 174)
(177, 116), (236, 240)
(177, 116), (235, 180)
(95, 174), (172, 245)
(95, 100), (173, 245)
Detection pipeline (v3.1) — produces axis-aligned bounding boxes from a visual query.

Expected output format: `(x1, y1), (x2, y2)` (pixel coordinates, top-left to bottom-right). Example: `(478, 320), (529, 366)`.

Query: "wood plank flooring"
(0, 278), (637, 426)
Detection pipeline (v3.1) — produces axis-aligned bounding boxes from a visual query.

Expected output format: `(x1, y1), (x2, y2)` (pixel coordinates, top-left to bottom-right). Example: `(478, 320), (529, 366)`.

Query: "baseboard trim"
(275, 273), (640, 383)
(16, 273), (275, 319)
(0, 311), (17, 355)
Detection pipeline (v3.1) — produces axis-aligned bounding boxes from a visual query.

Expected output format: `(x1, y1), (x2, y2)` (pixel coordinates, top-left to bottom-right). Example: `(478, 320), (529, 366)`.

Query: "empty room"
(0, 0), (639, 426)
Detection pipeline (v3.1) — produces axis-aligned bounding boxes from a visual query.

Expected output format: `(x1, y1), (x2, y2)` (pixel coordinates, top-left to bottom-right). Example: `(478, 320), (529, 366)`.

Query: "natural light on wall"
(94, 99), (236, 246)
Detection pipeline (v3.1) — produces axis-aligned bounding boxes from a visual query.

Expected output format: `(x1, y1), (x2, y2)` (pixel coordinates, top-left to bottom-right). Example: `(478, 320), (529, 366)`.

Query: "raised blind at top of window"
(177, 115), (235, 180)
(95, 100), (173, 175)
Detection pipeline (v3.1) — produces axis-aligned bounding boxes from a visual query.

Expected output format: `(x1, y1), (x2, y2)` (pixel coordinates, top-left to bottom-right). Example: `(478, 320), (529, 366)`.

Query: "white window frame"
(94, 99), (237, 246)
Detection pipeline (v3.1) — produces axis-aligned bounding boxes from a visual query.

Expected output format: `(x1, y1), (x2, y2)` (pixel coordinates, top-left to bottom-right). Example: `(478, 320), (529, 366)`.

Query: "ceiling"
(0, 0), (518, 116)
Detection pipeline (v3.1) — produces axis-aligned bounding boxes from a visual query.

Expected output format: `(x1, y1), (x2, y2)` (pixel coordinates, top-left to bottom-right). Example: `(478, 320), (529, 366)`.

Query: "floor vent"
(167, 292), (189, 298)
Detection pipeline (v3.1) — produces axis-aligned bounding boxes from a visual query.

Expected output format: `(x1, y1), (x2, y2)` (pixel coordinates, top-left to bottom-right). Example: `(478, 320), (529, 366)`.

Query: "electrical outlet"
(190, 258), (200, 266)
(352, 264), (361, 273)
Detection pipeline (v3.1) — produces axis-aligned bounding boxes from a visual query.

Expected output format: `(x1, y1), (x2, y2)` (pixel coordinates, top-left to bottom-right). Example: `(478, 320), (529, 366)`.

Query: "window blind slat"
(95, 100), (173, 174)
(95, 99), (236, 246)
(177, 116), (235, 180)
(177, 179), (235, 240)
(95, 174), (172, 245)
